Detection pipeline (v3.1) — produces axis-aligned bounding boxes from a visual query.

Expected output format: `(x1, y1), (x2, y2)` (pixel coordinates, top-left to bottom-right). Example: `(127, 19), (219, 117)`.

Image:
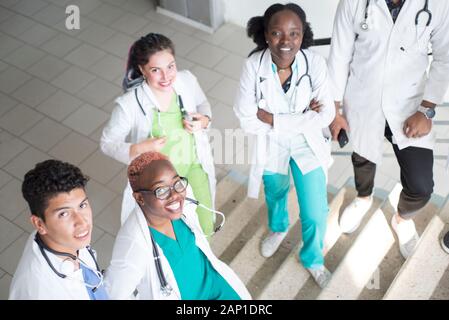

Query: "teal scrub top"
(149, 219), (241, 300)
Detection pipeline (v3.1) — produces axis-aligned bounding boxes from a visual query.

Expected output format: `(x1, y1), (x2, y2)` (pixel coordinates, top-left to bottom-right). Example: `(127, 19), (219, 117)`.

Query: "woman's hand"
(129, 137), (166, 159)
(183, 113), (210, 133)
(257, 108), (273, 126)
(309, 99), (323, 113)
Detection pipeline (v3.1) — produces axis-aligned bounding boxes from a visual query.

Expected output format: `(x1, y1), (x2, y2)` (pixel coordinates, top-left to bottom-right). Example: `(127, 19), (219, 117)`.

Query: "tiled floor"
(0, 0), (448, 300)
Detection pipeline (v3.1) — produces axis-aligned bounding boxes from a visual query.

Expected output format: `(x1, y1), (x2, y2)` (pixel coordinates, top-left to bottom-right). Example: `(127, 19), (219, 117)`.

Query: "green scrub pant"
(186, 163), (214, 237)
(262, 159), (329, 269)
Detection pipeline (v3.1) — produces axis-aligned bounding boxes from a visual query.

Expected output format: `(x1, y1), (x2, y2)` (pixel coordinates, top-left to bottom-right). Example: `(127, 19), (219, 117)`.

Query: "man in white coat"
(9, 160), (107, 299)
(328, 0), (449, 259)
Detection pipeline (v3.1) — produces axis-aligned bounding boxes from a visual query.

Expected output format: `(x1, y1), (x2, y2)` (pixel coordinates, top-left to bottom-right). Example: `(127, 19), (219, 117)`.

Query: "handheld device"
(338, 129), (349, 148)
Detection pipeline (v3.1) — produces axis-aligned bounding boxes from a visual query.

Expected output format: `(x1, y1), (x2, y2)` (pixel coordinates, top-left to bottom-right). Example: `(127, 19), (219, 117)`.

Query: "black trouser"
(352, 124), (434, 219)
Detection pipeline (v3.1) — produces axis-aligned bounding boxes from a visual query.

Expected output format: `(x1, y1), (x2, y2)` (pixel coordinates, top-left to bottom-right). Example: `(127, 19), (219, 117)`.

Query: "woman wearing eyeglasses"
(100, 33), (215, 237)
(104, 152), (251, 300)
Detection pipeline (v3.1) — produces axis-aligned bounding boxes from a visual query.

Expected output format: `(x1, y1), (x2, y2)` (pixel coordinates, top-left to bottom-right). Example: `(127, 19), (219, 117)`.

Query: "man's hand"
(257, 108), (274, 126)
(309, 99), (323, 113)
(329, 114), (350, 140)
(403, 112), (432, 138)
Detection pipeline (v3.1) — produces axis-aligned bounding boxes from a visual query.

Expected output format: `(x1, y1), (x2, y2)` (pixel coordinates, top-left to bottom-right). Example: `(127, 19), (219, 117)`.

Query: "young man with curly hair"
(9, 160), (108, 300)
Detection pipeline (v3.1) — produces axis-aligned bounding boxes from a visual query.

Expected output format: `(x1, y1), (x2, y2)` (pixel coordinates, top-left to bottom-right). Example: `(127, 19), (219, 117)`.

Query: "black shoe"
(441, 230), (449, 254)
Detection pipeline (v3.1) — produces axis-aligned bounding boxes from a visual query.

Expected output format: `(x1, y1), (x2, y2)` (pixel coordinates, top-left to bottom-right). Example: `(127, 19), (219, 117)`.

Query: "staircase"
(210, 173), (449, 300)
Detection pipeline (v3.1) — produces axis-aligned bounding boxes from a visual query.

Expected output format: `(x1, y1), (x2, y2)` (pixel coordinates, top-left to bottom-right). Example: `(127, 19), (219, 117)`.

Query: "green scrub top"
(149, 219), (241, 300)
(151, 93), (198, 177)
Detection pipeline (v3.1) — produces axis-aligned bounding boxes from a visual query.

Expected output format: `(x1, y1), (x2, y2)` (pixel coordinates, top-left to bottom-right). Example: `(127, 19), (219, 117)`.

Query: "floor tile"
(87, 3), (123, 26)
(219, 29), (255, 57)
(32, 4), (66, 27)
(106, 167), (128, 194)
(113, 12), (148, 35)
(76, 78), (121, 109)
(27, 55), (70, 83)
(11, 0), (48, 17)
(16, 22), (58, 47)
(191, 65), (223, 93)
(85, 179), (117, 216)
(64, 43), (106, 69)
(13, 209), (34, 234)
(21, 117), (71, 152)
(207, 77), (239, 106)
(0, 233), (29, 275)
(79, 150), (124, 185)
(187, 42), (228, 68)
(0, 274), (13, 300)
(101, 32), (135, 58)
(3, 147), (50, 181)
(0, 66), (31, 94)
(0, 14), (35, 37)
(169, 32), (202, 57)
(40, 33), (82, 58)
(0, 104), (43, 136)
(0, 178), (29, 220)
(137, 21), (176, 38)
(77, 21), (116, 46)
(214, 53), (245, 81)
(0, 130), (28, 167)
(95, 196), (122, 235)
(0, 169), (12, 189)
(3, 44), (46, 70)
(0, 92), (19, 117)
(62, 104), (108, 136)
(0, 215), (24, 253)
(36, 90), (83, 122)
(48, 131), (97, 165)
(90, 54), (125, 82)
(0, 32), (23, 59)
(51, 66), (96, 94)
(12, 78), (58, 108)
(93, 232), (115, 271)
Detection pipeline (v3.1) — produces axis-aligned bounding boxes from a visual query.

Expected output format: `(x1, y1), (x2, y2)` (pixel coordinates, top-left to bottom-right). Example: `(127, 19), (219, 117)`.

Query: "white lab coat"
(234, 48), (335, 198)
(9, 232), (98, 300)
(328, 0), (449, 164)
(104, 199), (252, 300)
(100, 70), (216, 224)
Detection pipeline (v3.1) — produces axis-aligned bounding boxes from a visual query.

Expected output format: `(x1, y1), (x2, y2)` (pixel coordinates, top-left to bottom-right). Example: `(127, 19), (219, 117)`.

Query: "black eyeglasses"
(137, 177), (188, 200)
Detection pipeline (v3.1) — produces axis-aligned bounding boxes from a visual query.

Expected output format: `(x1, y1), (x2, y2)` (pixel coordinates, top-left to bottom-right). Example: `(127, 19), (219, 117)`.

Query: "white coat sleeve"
(234, 58), (272, 135)
(100, 97), (133, 165)
(273, 55), (336, 134)
(327, 0), (356, 102)
(104, 236), (147, 300)
(423, 2), (449, 105)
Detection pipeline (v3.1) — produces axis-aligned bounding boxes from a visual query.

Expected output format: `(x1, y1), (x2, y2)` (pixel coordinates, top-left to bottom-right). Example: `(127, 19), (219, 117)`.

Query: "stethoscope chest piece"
(360, 22), (369, 31)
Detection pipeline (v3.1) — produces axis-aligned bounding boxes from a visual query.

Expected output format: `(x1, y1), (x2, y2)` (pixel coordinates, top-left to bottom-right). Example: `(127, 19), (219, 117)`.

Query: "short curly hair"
(247, 3), (314, 56)
(128, 152), (169, 192)
(22, 160), (89, 221)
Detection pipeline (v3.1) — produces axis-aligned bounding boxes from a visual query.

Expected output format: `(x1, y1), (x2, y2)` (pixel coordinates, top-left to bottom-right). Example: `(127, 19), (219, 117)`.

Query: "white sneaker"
(260, 231), (288, 258)
(307, 266), (332, 289)
(339, 196), (373, 234)
(391, 215), (419, 259)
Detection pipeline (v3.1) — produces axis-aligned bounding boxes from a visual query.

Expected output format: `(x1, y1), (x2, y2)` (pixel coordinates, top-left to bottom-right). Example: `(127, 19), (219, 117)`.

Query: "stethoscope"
(134, 84), (190, 136)
(35, 233), (104, 292)
(360, 0), (432, 31)
(148, 197), (226, 297)
(257, 49), (312, 115)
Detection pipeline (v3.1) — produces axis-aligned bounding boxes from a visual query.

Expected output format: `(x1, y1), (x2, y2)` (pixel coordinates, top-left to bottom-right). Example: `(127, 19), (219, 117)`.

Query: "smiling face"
(133, 160), (185, 225)
(139, 49), (177, 92)
(31, 188), (92, 255)
(265, 9), (303, 67)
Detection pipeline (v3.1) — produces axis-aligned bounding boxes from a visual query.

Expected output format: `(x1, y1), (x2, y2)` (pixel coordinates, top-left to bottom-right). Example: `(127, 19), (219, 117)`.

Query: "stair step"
(228, 189), (300, 289)
(215, 174), (246, 212)
(384, 202), (449, 299)
(358, 184), (438, 299)
(258, 187), (346, 299)
(210, 189), (266, 258)
(317, 207), (394, 299)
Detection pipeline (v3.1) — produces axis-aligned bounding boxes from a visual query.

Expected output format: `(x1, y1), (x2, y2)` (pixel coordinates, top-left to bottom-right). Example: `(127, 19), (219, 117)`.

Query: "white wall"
(222, 0), (339, 39)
